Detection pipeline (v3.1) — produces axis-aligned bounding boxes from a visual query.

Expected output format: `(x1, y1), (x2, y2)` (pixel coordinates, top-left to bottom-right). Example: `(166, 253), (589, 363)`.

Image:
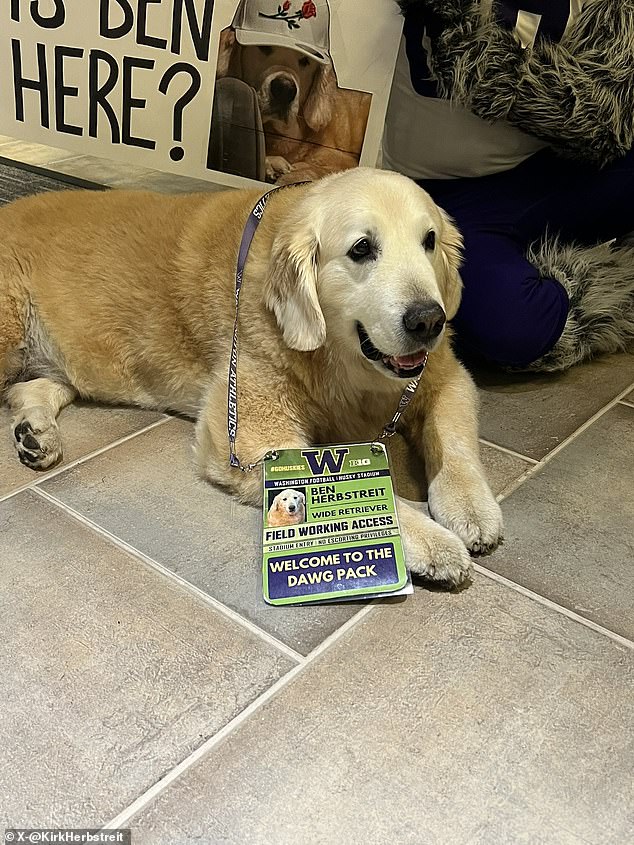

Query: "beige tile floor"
(1, 140), (633, 844)
(0, 136), (227, 193)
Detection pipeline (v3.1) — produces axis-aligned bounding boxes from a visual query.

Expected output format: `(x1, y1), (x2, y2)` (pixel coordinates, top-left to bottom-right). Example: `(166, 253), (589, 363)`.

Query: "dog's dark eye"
(299, 56), (310, 67)
(423, 230), (436, 251)
(258, 46), (273, 56)
(348, 239), (375, 262)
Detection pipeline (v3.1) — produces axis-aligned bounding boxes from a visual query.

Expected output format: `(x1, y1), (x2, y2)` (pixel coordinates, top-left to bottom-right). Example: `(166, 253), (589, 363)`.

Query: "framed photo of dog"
(0, 0), (403, 189)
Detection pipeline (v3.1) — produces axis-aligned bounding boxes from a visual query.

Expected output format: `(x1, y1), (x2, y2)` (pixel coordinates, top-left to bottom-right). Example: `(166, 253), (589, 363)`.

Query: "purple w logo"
(302, 448), (350, 476)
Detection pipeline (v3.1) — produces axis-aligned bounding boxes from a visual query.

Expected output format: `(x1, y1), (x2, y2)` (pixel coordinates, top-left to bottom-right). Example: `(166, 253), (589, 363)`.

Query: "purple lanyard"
(228, 188), (428, 471)
(378, 361), (427, 440)
(228, 186), (281, 470)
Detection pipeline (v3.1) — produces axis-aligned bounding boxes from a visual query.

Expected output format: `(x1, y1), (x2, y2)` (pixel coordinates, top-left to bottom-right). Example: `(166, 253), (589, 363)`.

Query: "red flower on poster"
(260, 2), (318, 29)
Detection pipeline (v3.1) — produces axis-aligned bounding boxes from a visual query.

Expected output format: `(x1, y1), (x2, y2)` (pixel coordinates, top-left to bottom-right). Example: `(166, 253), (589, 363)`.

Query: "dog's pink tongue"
(386, 350), (428, 369)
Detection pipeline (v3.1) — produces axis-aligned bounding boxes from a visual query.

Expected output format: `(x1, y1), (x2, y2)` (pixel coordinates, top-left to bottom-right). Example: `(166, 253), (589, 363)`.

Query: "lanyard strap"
(228, 187), (281, 471)
(228, 189), (428, 472)
(376, 356), (428, 441)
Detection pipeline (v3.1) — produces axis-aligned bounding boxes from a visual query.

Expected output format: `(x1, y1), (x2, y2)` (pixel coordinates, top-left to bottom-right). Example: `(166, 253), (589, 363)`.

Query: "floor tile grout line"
(473, 562), (634, 651)
(479, 438), (538, 465)
(0, 416), (172, 505)
(484, 380), (634, 644)
(493, 380), (634, 502)
(102, 603), (376, 832)
(495, 465), (536, 503)
(32, 487), (304, 665)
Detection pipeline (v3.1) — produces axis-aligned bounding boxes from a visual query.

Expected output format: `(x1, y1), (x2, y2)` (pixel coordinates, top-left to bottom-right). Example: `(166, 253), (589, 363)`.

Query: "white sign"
(0, 1), (403, 189)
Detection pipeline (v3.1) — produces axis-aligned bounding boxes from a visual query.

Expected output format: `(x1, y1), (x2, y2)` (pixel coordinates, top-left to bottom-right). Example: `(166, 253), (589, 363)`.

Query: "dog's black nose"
(270, 76), (297, 106)
(402, 301), (446, 343)
(288, 504), (296, 512)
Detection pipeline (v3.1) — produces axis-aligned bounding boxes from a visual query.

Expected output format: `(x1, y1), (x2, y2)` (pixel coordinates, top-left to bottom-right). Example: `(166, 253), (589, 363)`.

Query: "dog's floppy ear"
(303, 63), (337, 132)
(217, 28), (240, 78)
(265, 213), (326, 351)
(438, 209), (464, 320)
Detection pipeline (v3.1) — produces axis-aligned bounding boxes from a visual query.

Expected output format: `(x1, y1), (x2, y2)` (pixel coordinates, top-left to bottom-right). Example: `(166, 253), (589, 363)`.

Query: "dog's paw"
(404, 519), (474, 588)
(12, 411), (63, 470)
(265, 155), (292, 182)
(428, 475), (504, 555)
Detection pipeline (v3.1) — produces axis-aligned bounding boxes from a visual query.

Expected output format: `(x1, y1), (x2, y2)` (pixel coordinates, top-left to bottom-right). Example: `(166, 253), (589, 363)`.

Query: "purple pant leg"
(451, 231), (569, 366)
(418, 148), (634, 366)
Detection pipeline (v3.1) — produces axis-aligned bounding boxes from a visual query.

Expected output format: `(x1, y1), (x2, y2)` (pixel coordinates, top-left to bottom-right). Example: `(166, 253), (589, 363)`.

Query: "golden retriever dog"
(0, 168), (503, 586)
(267, 488), (306, 527)
(217, 29), (370, 184)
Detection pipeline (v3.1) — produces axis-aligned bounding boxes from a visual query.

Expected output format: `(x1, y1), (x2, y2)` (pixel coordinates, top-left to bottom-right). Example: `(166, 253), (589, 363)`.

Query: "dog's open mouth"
(356, 323), (429, 379)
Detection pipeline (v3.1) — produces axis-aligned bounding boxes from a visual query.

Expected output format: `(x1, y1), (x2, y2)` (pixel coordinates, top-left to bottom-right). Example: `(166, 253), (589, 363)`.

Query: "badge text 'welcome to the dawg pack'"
(262, 444), (407, 605)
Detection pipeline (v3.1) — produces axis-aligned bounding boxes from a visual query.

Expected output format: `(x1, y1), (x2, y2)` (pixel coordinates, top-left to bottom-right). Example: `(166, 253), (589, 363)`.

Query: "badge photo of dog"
(0, 167), (503, 588)
(267, 488), (307, 527)
(213, 0), (371, 185)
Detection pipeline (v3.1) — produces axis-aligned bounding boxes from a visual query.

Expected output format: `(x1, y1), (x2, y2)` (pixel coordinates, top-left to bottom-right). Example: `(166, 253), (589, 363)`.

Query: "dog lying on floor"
(0, 168), (503, 586)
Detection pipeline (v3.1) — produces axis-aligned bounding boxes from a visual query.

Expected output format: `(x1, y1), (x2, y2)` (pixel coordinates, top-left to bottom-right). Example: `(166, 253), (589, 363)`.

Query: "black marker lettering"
(88, 49), (121, 142)
(100, 0), (134, 39)
(137, 0), (168, 50)
(11, 0), (66, 27)
(12, 39), (50, 128)
(54, 45), (83, 135)
(122, 56), (156, 148)
(171, 0), (214, 62)
(31, 0), (66, 28)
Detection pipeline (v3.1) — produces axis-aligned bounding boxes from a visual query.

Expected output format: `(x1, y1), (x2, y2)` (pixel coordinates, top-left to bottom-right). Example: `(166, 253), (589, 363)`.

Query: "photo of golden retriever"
(214, 0), (371, 184)
(267, 488), (306, 526)
(0, 167), (503, 587)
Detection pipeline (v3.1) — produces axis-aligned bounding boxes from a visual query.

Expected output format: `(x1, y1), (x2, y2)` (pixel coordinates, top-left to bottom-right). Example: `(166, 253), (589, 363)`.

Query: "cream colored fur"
(0, 168), (502, 586)
(267, 488), (306, 527)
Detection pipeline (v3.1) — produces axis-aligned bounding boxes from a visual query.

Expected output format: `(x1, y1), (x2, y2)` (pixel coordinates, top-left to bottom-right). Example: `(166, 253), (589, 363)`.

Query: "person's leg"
(450, 230), (570, 367)
(419, 149), (634, 369)
(517, 147), (634, 246)
(424, 147), (634, 247)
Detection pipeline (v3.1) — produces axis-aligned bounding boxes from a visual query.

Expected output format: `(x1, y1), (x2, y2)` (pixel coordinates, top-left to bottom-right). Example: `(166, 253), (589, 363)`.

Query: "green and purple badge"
(262, 442), (410, 605)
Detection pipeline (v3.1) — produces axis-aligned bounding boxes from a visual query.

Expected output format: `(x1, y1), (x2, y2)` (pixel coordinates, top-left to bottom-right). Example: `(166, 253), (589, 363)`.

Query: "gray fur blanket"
(396, 0), (634, 167)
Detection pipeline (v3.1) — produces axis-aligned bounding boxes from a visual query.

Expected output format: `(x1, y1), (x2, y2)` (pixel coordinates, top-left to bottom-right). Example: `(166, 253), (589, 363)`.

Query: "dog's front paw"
(428, 473), (504, 555)
(12, 410), (63, 470)
(265, 155), (292, 183)
(402, 515), (473, 588)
